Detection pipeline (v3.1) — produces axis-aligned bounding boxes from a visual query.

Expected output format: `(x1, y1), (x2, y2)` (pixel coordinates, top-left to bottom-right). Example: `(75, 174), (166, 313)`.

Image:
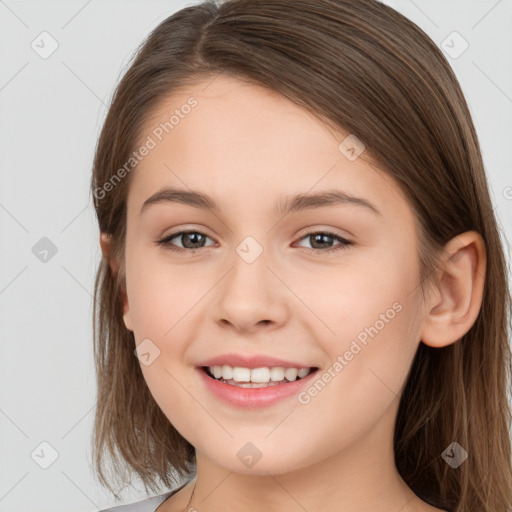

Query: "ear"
(99, 232), (133, 332)
(420, 231), (486, 348)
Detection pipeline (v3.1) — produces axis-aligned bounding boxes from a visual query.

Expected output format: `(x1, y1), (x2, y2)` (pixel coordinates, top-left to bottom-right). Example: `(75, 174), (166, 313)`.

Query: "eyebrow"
(139, 187), (382, 217)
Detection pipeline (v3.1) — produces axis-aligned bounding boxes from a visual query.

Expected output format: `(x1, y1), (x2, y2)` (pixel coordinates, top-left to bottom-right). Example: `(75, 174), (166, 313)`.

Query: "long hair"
(90, 1), (512, 509)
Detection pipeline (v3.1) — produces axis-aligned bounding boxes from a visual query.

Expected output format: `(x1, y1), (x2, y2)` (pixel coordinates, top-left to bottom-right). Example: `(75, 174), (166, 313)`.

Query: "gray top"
(99, 481), (189, 512)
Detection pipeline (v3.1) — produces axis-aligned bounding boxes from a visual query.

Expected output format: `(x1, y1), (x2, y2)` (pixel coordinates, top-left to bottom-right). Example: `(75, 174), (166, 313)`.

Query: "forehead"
(128, 75), (412, 224)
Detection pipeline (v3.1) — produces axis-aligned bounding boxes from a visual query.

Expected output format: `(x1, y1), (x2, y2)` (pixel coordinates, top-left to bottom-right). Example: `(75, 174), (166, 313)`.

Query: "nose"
(213, 247), (290, 334)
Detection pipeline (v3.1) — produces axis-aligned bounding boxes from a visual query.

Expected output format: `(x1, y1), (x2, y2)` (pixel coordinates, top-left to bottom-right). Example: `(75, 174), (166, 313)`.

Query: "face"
(121, 74), (426, 475)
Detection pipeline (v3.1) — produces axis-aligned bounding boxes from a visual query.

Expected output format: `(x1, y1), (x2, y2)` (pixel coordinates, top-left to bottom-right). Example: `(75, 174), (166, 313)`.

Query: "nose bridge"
(225, 233), (273, 301)
(214, 233), (289, 331)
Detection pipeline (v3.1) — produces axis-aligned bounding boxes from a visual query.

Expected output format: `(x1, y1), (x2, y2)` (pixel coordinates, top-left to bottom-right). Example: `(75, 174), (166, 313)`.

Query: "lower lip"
(197, 367), (318, 409)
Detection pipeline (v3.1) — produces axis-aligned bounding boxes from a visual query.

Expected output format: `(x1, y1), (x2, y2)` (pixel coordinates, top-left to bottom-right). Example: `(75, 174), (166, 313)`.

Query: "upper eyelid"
(162, 229), (215, 242)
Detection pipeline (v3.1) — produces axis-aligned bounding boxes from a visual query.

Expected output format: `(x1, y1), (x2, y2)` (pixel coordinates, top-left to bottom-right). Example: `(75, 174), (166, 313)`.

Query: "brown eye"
(157, 230), (215, 252)
(295, 231), (353, 253)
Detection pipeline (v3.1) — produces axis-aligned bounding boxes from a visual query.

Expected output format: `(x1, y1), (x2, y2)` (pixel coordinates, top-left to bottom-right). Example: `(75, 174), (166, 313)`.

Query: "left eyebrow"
(274, 190), (382, 217)
(139, 187), (382, 217)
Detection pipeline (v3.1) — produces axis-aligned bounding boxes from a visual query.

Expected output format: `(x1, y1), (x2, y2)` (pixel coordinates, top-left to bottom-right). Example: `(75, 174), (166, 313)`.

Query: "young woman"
(91, 1), (512, 511)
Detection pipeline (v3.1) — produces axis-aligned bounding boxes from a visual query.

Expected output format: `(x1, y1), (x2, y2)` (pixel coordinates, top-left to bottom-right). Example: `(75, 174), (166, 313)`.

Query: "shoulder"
(98, 488), (178, 512)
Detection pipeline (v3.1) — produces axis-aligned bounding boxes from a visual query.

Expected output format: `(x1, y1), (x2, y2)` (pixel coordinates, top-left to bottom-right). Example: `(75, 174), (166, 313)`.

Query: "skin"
(100, 75), (486, 512)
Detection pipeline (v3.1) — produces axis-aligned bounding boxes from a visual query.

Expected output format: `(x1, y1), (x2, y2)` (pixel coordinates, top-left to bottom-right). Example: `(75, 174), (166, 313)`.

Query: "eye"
(156, 230), (216, 253)
(156, 229), (353, 254)
(294, 231), (353, 253)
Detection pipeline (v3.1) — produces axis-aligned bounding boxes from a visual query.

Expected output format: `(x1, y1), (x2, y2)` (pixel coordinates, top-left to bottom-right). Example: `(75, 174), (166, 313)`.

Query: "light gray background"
(0, 1), (511, 511)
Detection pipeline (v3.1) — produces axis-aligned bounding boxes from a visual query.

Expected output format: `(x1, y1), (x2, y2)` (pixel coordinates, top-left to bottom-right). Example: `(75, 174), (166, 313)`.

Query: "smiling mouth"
(201, 366), (319, 388)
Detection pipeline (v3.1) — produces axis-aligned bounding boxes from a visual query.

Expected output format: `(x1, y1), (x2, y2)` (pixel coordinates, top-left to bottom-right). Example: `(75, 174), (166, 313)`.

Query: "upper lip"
(197, 353), (317, 369)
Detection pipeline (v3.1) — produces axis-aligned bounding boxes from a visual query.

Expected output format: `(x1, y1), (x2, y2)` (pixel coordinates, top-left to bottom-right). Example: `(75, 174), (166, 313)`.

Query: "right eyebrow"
(140, 188), (220, 216)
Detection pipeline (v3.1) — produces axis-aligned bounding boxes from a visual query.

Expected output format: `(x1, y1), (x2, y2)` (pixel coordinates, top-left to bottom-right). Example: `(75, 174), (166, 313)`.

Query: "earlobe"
(120, 282), (133, 332)
(123, 307), (134, 332)
(420, 231), (486, 348)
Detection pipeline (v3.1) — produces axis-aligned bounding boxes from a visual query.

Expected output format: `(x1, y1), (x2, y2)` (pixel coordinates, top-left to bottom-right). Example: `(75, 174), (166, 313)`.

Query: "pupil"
(184, 233), (204, 248)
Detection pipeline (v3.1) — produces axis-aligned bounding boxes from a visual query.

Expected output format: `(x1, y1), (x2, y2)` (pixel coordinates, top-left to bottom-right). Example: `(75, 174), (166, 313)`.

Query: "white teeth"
(232, 367), (251, 382)
(222, 365), (233, 380)
(250, 367), (271, 383)
(270, 367), (285, 381)
(297, 368), (310, 378)
(284, 368), (298, 381)
(208, 365), (312, 384)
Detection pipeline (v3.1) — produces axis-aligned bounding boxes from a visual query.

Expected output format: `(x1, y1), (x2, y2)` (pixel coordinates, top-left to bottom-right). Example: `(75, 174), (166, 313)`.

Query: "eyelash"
(156, 229), (353, 255)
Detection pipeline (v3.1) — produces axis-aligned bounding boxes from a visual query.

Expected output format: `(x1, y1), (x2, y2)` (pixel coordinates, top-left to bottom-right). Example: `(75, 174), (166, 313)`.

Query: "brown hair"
(90, 0), (512, 509)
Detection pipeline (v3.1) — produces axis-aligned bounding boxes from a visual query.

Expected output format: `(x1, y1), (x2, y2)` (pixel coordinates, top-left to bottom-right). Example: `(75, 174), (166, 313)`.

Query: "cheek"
(287, 288), (421, 468)
(125, 254), (203, 434)
(302, 243), (422, 395)
(125, 246), (208, 339)
(300, 252), (415, 344)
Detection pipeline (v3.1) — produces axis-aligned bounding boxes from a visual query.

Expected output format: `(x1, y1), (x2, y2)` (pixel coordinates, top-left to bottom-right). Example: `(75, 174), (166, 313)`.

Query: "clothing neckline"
(155, 479), (193, 511)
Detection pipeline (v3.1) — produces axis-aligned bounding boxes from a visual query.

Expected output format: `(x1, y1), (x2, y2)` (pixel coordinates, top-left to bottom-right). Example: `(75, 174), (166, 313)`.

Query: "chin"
(205, 447), (315, 476)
